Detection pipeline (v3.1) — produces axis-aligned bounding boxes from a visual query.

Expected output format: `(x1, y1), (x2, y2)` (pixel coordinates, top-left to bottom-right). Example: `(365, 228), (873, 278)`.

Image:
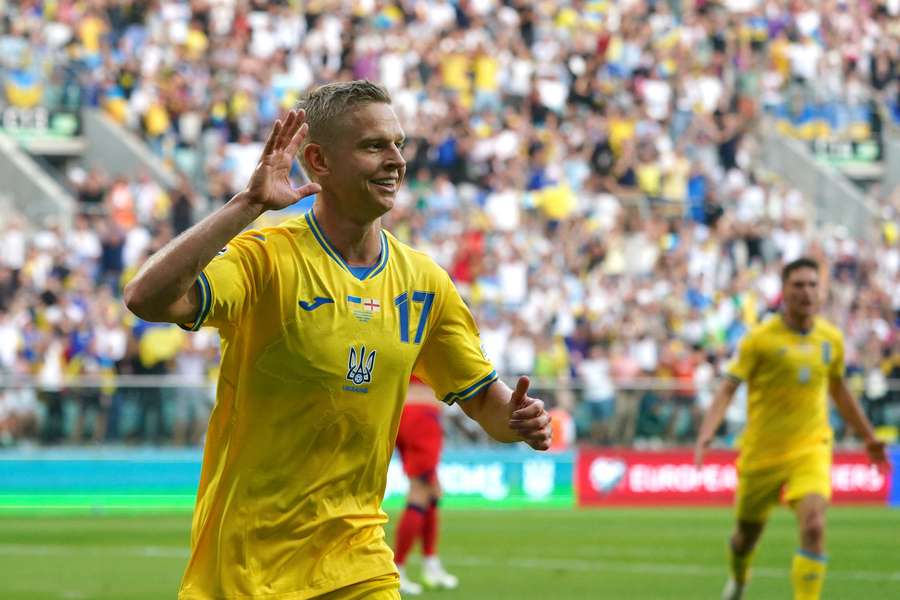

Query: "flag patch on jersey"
(347, 296), (380, 322)
(821, 341), (831, 364)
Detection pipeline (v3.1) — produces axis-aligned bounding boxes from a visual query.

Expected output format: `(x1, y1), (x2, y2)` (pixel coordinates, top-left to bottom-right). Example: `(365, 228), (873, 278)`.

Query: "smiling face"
(317, 102), (407, 223)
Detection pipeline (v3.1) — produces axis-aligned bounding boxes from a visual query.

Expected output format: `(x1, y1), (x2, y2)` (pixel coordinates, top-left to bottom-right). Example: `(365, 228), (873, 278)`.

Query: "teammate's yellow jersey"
(177, 210), (496, 599)
(726, 314), (844, 471)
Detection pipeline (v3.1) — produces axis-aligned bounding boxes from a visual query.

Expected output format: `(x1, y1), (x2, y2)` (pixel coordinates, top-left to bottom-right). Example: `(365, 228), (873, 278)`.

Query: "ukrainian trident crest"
(346, 345), (376, 385)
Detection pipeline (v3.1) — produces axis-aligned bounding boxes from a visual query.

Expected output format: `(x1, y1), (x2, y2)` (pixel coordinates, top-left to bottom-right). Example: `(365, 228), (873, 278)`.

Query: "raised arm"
(829, 376), (888, 465)
(123, 110), (320, 323)
(459, 376), (552, 451)
(123, 193), (267, 323)
(694, 376), (741, 467)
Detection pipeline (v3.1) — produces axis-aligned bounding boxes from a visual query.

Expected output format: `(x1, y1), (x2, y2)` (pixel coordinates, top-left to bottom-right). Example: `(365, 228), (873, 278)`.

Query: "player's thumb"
(510, 376), (530, 413)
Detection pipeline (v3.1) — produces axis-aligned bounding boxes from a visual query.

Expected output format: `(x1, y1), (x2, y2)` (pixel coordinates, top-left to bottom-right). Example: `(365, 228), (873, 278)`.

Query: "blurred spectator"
(576, 344), (616, 443)
(36, 326), (67, 444)
(170, 175), (198, 235)
(0, 0), (897, 448)
(171, 329), (215, 446)
(129, 324), (181, 444)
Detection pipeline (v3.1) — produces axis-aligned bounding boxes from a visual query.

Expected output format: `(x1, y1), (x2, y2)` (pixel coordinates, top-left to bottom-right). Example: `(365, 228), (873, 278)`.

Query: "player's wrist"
(232, 191), (269, 218)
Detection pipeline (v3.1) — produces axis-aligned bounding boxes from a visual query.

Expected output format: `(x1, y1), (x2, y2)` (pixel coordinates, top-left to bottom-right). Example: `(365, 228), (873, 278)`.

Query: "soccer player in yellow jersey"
(694, 257), (888, 600)
(124, 81), (552, 600)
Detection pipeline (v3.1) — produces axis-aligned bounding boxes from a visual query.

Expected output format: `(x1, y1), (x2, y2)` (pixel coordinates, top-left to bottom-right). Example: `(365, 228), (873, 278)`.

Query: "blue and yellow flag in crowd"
(4, 70), (43, 108)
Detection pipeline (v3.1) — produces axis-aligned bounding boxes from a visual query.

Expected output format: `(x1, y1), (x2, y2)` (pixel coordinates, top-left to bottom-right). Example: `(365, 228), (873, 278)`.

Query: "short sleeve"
(725, 331), (757, 382)
(179, 230), (272, 331)
(413, 270), (497, 405)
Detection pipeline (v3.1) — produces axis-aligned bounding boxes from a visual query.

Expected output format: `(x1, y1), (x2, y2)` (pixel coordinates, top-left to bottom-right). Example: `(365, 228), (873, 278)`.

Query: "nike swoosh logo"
(299, 297), (335, 311)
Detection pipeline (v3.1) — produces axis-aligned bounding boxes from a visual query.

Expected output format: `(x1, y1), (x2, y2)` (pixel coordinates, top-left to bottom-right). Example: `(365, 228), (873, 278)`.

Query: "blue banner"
(0, 452), (201, 493)
(384, 448), (575, 509)
(889, 445), (900, 507)
(0, 447), (574, 513)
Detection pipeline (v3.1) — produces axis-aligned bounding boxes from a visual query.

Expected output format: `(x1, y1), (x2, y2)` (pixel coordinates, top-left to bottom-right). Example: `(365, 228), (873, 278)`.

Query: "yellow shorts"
(313, 573), (400, 600)
(735, 447), (832, 523)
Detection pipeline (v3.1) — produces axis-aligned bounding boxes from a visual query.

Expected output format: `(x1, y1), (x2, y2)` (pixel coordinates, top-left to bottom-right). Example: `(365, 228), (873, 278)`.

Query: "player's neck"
(781, 311), (814, 334)
(312, 202), (383, 266)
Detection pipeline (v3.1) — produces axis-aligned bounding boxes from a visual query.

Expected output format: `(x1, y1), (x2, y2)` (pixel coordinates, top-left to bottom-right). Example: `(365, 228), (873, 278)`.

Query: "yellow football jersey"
(726, 314), (844, 471)
(177, 210), (496, 599)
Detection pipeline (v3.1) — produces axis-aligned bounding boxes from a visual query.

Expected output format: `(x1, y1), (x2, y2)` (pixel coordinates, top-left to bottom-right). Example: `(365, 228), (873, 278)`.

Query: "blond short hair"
(296, 80), (392, 173)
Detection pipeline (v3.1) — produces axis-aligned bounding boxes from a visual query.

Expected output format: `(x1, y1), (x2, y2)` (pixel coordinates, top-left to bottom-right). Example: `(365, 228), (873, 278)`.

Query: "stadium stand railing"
(3, 375), (898, 451)
(82, 109), (177, 191)
(758, 117), (879, 239)
(0, 132), (76, 225)
(884, 133), (900, 198)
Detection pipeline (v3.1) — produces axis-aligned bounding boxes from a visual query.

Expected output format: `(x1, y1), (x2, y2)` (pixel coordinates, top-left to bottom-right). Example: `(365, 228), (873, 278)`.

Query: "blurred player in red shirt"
(393, 376), (458, 595)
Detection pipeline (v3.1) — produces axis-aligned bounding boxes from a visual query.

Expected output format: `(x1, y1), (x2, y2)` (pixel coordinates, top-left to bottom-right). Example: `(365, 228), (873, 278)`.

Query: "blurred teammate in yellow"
(695, 257), (887, 600)
(125, 81), (552, 599)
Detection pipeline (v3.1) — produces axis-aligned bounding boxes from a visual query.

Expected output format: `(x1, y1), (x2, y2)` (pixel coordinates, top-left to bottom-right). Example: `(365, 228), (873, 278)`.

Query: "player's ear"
(302, 142), (330, 178)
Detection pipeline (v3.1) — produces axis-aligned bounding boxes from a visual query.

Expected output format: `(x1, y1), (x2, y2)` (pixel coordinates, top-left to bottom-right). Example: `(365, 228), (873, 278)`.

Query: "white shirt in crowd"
(579, 357), (616, 403)
(0, 223), (27, 269)
(506, 334), (536, 376)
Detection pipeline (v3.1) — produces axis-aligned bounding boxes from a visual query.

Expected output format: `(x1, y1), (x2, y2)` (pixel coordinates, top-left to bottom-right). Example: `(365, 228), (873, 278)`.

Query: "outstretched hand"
(693, 436), (712, 469)
(508, 376), (552, 451)
(866, 439), (889, 469)
(244, 109), (321, 212)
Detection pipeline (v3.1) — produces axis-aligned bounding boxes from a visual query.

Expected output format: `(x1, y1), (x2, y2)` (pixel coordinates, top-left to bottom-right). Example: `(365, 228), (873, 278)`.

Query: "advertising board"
(576, 449), (890, 507)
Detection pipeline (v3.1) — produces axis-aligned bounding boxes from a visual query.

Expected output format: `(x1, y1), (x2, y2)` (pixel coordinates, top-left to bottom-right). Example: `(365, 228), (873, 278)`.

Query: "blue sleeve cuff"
(178, 271), (212, 332)
(441, 370), (498, 405)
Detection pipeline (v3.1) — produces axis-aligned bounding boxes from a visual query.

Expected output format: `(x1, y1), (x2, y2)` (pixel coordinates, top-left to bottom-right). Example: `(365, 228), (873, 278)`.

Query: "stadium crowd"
(0, 0), (898, 447)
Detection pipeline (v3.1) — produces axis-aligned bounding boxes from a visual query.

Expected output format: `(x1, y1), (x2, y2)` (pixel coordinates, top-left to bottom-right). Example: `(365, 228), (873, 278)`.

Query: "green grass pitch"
(1, 507), (898, 599)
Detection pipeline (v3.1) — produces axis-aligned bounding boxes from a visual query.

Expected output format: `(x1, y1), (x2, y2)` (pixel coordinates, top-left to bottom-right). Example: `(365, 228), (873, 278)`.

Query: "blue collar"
(305, 210), (389, 281)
